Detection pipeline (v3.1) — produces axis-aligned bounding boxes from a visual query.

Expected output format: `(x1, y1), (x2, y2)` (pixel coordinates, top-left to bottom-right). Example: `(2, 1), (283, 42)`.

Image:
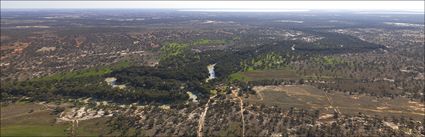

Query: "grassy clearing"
(1, 103), (69, 136)
(248, 85), (424, 120)
(38, 68), (112, 81)
(35, 60), (131, 81)
(160, 42), (189, 61)
(76, 117), (119, 136)
(229, 68), (298, 82)
(159, 39), (228, 60)
(1, 125), (68, 136)
(192, 39), (228, 46)
(313, 56), (352, 66)
(249, 85), (329, 110)
(1, 103), (44, 120)
(1, 103), (116, 136)
(1, 116), (113, 137)
(243, 69), (298, 81)
(240, 52), (286, 71)
(229, 72), (251, 82)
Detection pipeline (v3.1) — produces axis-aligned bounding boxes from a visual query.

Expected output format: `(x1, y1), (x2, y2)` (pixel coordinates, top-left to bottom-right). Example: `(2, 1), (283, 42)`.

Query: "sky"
(1, 1), (424, 11)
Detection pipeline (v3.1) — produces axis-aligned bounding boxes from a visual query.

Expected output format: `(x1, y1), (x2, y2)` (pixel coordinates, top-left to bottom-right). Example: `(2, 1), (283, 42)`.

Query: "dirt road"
(237, 96), (245, 137)
(197, 95), (216, 137)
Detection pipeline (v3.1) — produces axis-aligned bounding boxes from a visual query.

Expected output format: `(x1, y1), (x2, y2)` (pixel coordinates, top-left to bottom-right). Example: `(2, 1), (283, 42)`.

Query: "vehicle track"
(197, 95), (216, 137)
(237, 96), (245, 137)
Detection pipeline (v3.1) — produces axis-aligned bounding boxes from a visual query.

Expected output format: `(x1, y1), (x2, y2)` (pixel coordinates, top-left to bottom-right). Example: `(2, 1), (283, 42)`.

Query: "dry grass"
(249, 85), (424, 120)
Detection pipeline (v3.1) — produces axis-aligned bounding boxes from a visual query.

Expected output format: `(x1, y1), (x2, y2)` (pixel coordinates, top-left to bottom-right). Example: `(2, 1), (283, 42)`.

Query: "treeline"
(1, 33), (386, 104)
(240, 52), (287, 71)
(0, 62), (200, 104)
(0, 75), (189, 104)
(295, 29), (386, 53)
(1, 47), (213, 104)
(109, 65), (211, 100)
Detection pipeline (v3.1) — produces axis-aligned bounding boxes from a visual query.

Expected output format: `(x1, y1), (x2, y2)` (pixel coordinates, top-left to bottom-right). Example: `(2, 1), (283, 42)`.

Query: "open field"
(1, 103), (69, 136)
(1, 125), (68, 136)
(0, 103), (114, 136)
(244, 70), (298, 80)
(230, 68), (344, 82)
(230, 69), (299, 82)
(248, 85), (425, 120)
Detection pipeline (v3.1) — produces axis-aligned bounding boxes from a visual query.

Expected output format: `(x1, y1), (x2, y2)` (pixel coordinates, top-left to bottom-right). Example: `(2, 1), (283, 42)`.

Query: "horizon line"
(1, 8), (424, 11)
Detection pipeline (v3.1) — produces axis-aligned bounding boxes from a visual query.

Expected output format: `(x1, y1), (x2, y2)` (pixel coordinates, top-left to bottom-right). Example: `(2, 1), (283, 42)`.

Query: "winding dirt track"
(324, 91), (341, 115)
(237, 96), (245, 137)
(197, 95), (216, 137)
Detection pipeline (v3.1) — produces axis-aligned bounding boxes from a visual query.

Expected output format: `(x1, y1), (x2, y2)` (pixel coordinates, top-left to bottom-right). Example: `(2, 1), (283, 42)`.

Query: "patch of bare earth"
(74, 36), (86, 48)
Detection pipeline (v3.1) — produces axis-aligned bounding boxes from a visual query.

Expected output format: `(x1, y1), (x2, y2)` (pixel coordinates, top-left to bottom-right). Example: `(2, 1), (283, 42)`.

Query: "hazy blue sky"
(1, 1), (424, 11)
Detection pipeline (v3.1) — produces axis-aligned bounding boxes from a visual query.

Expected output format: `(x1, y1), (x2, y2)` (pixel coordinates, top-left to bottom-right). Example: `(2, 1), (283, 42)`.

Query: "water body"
(206, 64), (216, 82)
